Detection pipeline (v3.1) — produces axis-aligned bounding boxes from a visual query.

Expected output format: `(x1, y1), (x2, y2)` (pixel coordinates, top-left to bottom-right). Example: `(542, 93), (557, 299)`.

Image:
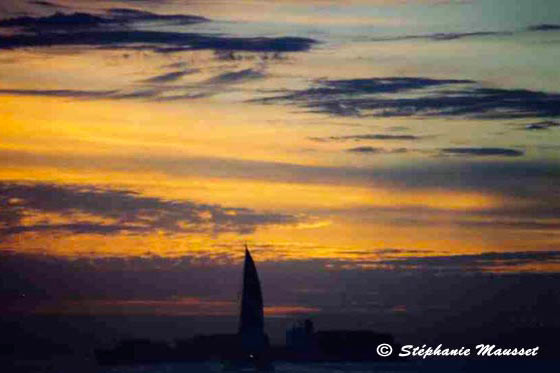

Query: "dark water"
(97, 361), (557, 373)
(6, 358), (558, 372)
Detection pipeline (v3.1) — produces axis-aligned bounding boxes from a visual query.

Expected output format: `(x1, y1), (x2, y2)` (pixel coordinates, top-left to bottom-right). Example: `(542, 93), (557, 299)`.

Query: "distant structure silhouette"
(286, 319), (314, 353)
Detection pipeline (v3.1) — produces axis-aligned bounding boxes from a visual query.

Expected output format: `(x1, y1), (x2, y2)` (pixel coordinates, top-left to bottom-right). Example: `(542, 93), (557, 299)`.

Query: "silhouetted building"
(286, 319), (314, 352)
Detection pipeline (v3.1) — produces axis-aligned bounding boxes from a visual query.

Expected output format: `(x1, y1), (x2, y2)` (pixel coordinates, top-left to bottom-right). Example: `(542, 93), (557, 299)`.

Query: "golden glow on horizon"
(1, 18), (558, 276)
(0, 104), (545, 264)
(6, 296), (321, 316)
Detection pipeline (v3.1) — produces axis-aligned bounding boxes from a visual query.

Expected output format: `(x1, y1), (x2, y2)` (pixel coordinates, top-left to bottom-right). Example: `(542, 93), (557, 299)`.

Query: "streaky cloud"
(2, 223), (147, 235)
(0, 30), (317, 53)
(310, 134), (420, 142)
(440, 147), (524, 157)
(374, 251), (560, 273)
(257, 77), (560, 120)
(106, 8), (208, 25)
(524, 120), (560, 131)
(346, 146), (407, 154)
(347, 146), (384, 154)
(0, 88), (161, 100)
(528, 24), (560, 32)
(29, 1), (61, 8)
(109, 89), (161, 99)
(0, 182), (298, 236)
(368, 31), (511, 43)
(3, 148), (559, 200)
(206, 68), (265, 85)
(0, 10), (208, 32)
(307, 77), (473, 95)
(0, 10), (316, 53)
(0, 88), (118, 98)
(0, 12), (108, 31)
(142, 69), (197, 83)
(1, 250), (559, 317)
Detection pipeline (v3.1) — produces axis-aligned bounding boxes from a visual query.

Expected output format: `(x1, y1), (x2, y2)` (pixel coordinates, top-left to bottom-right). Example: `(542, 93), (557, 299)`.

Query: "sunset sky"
(1, 0), (560, 332)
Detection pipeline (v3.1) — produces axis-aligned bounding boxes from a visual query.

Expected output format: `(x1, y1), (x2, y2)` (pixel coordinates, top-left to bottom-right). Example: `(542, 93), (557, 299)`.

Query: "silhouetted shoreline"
(95, 329), (402, 366)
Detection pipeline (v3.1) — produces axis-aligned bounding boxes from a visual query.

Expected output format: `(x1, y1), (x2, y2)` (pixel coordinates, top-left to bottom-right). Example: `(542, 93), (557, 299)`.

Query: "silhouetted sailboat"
(223, 245), (273, 371)
(239, 245), (266, 352)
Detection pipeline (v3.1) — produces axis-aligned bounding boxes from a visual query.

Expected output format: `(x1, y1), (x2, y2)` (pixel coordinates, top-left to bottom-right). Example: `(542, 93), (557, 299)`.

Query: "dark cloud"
(347, 146), (383, 154)
(3, 150), (560, 229)
(161, 61), (189, 69)
(369, 31), (510, 43)
(1, 250), (559, 329)
(2, 223), (146, 235)
(346, 146), (408, 154)
(0, 88), (169, 101)
(310, 134), (420, 142)
(0, 88), (118, 98)
(426, 31), (510, 40)
(3, 149), (560, 204)
(440, 147), (524, 157)
(153, 92), (210, 101)
(110, 88), (160, 99)
(370, 248), (434, 255)
(142, 69), (197, 83)
(28, 1), (61, 8)
(0, 68), (261, 101)
(0, 182), (297, 236)
(2, 250), (559, 305)
(213, 50), (286, 62)
(524, 120), (560, 130)
(388, 126), (409, 131)
(257, 77), (560, 120)
(0, 12), (108, 31)
(0, 10), (208, 32)
(373, 251), (560, 273)
(108, 0), (166, 2)
(0, 251), (240, 304)
(0, 67), (268, 101)
(2, 251), (558, 359)
(105, 8), (208, 25)
(140, 68), (265, 100)
(0, 30), (317, 53)
(0, 11), (316, 53)
(528, 24), (560, 32)
(452, 219), (560, 231)
(206, 68), (265, 85)
(301, 77), (473, 95)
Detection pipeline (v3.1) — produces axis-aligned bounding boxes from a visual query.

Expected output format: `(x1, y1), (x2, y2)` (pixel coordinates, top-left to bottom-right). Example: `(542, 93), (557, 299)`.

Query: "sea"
(97, 361), (555, 373)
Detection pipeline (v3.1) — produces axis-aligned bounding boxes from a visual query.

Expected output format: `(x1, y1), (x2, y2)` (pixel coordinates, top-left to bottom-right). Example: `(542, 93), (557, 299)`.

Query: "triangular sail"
(238, 246), (266, 353)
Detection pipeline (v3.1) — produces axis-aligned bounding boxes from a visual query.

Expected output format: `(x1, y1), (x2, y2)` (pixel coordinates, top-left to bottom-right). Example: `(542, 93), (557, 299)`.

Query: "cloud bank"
(0, 182), (297, 236)
(0, 10), (317, 53)
(257, 77), (560, 120)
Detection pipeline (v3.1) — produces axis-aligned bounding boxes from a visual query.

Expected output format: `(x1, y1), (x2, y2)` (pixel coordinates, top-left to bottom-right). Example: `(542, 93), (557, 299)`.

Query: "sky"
(1, 0), (560, 342)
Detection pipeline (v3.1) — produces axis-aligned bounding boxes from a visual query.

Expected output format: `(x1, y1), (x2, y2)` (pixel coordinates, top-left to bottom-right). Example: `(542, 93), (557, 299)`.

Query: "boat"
(222, 246), (274, 371)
